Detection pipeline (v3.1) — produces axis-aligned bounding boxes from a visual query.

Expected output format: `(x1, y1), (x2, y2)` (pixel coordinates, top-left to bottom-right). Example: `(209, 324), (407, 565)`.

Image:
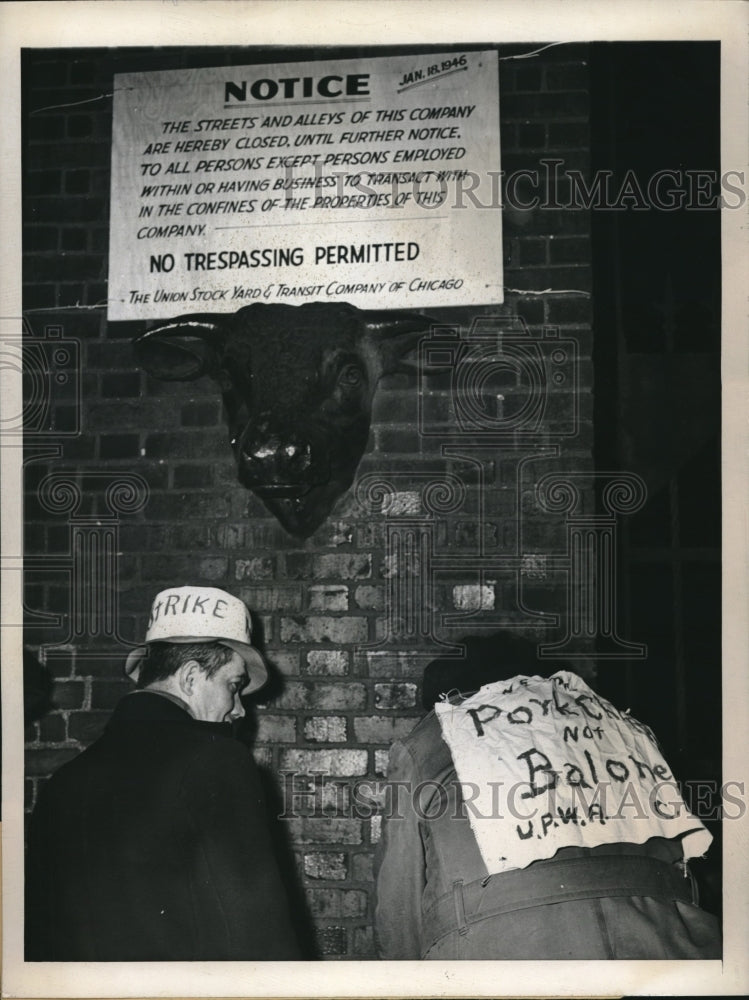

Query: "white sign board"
(436, 672), (712, 875)
(108, 51), (502, 319)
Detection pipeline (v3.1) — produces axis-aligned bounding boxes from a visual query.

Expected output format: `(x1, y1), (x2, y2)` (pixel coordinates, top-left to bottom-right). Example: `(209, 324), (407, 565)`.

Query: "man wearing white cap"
(26, 586), (301, 961)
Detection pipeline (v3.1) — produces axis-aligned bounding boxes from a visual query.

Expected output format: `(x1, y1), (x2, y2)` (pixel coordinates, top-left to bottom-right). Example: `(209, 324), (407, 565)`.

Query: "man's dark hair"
(421, 631), (574, 710)
(136, 641), (234, 690)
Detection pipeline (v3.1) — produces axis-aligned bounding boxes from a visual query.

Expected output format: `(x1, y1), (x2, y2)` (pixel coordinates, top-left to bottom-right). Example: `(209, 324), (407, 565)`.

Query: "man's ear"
(177, 660), (200, 696)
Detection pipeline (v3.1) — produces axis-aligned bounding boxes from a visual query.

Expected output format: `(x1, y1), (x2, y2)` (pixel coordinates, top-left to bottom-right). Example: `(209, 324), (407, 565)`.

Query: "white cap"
(125, 586), (267, 694)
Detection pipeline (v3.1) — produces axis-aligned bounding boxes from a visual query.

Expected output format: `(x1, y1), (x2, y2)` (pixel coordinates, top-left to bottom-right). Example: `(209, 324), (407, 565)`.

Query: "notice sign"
(436, 672), (712, 875)
(108, 51), (501, 320)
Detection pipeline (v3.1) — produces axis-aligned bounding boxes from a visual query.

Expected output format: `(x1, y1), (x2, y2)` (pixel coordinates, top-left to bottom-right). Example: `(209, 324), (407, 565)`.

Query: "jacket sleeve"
(373, 738), (427, 959)
(181, 739), (301, 960)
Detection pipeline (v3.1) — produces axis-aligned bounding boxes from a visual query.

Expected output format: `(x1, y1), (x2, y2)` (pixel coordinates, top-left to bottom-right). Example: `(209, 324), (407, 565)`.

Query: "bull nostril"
(239, 428), (321, 488)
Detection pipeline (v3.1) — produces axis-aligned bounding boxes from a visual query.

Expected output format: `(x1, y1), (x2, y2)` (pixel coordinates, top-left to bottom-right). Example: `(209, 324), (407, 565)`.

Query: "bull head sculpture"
(133, 302), (434, 537)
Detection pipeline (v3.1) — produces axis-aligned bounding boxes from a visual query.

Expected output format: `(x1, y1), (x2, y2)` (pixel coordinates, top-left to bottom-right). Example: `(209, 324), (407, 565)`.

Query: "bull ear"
(133, 315), (226, 380)
(360, 309), (437, 375)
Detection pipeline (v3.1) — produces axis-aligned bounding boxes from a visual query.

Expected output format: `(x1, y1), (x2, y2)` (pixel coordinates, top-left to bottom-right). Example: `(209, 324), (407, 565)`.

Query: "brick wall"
(22, 43), (593, 958)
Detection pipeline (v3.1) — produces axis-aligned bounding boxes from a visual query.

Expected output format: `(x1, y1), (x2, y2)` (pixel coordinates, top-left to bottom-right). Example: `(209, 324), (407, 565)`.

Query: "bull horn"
(133, 313), (227, 381)
(360, 310), (438, 338)
(137, 313), (226, 342)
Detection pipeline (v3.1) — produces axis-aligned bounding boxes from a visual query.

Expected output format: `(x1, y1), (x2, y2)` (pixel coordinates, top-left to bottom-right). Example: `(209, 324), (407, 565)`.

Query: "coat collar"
(107, 690), (232, 737)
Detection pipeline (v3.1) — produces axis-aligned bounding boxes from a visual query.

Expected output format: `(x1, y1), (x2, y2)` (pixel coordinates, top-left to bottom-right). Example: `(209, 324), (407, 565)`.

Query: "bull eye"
(338, 364), (364, 388)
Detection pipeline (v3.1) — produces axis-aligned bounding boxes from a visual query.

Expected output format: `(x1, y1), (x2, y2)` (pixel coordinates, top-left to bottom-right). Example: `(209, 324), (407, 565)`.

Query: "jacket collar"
(107, 690), (232, 737)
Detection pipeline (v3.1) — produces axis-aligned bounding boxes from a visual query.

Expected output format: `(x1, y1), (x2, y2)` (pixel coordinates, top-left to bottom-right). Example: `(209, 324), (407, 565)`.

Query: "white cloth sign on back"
(435, 671), (711, 875)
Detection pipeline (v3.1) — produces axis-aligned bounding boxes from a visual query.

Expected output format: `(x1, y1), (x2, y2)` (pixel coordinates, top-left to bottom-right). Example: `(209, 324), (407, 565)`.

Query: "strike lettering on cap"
(148, 591), (230, 626)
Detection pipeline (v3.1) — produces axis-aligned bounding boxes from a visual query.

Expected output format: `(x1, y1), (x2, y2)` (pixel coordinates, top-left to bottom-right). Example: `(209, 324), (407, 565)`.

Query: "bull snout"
(237, 418), (329, 496)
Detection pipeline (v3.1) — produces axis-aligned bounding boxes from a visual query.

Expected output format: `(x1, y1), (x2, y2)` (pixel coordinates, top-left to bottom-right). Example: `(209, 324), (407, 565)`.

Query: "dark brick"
(52, 405), (78, 433)
(549, 236), (589, 264)
(141, 552), (193, 581)
(144, 492), (230, 520)
(66, 114), (94, 138)
(548, 122), (590, 149)
(511, 296), (545, 327)
(515, 123), (547, 150)
(286, 553), (371, 581)
(91, 170), (112, 196)
(352, 925), (374, 957)
(29, 61), (68, 87)
(170, 523), (212, 548)
(546, 64), (588, 91)
(517, 238), (548, 266)
(101, 372), (141, 397)
(29, 196), (106, 223)
(308, 888), (367, 920)
(537, 92), (589, 118)
(236, 582), (301, 612)
(91, 227), (109, 253)
(255, 713), (296, 743)
(353, 716), (416, 743)
(27, 116), (65, 142)
(38, 714), (67, 743)
(284, 816), (363, 846)
(64, 170), (90, 195)
(119, 524), (170, 550)
(98, 433), (140, 459)
(57, 283), (86, 308)
(513, 65), (543, 91)
(60, 228), (88, 252)
(546, 296), (593, 325)
(25, 253), (102, 283)
(375, 427), (421, 452)
(371, 388), (418, 423)
(279, 616), (368, 645)
(268, 681), (366, 711)
(143, 430), (227, 460)
(86, 341), (135, 368)
(174, 464), (214, 488)
(22, 283), (56, 310)
(26, 170), (62, 196)
(501, 92), (538, 121)
(351, 853), (374, 882)
(69, 61), (96, 85)
(103, 321), (148, 342)
(45, 525), (70, 553)
(86, 282), (109, 306)
(24, 226), (58, 252)
(181, 400), (221, 426)
(504, 264), (591, 293)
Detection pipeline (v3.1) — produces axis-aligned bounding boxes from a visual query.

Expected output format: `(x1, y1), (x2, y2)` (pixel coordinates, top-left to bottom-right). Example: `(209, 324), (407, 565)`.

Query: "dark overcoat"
(26, 692), (300, 961)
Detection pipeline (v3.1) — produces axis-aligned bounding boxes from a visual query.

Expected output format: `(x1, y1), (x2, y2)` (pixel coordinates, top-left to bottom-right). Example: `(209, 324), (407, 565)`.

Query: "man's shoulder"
(396, 709), (443, 756)
(177, 731), (257, 782)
